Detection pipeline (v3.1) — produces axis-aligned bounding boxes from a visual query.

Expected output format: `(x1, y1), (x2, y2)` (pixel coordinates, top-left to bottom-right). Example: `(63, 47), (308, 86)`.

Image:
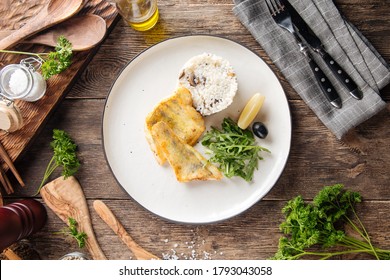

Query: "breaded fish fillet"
(145, 87), (205, 165)
(151, 121), (222, 182)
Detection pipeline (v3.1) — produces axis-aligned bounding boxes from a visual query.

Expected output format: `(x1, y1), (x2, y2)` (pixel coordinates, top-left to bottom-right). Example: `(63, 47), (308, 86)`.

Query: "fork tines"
(266, 0), (285, 16)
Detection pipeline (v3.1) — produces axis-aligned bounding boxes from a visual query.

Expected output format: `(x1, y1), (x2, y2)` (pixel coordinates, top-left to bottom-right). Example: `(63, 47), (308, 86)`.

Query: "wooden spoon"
(0, 15), (107, 51)
(93, 200), (160, 260)
(40, 176), (107, 260)
(0, 0), (84, 50)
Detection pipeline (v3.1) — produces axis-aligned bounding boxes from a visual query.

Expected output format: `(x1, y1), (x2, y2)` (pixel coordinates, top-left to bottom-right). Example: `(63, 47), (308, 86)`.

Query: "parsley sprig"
(0, 36), (72, 79)
(56, 217), (88, 248)
(272, 184), (390, 260)
(201, 118), (270, 182)
(35, 129), (80, 195)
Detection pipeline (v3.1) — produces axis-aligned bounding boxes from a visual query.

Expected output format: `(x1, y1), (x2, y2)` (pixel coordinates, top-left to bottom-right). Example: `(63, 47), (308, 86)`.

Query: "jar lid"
(60, 252), (89, 260)
(0, 100), (23, 132)
(0, 64), (33, 100)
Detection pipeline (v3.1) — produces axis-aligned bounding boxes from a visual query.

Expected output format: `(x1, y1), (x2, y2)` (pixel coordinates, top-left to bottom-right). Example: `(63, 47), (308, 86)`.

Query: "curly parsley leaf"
(56, 217), (88, 248)
(40, 36), (73, 79)
(0, 36), (72, 80)
(35, 129), (80, 195)
(271, 184), (390, 260)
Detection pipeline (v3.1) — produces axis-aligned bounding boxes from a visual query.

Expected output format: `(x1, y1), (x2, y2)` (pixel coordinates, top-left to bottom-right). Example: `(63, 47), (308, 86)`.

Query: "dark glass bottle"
(0, 199), (47, 251)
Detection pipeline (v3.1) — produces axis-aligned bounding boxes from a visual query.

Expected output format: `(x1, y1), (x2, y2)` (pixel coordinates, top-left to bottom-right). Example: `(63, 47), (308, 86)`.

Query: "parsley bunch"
(272, 184), (390, 260)
(0, 36), (72, 79)
(35, 129), (80, 195)
(56, 217), (88, 248)
(201, 118), (270, 182)
(40, 36), (72, 79)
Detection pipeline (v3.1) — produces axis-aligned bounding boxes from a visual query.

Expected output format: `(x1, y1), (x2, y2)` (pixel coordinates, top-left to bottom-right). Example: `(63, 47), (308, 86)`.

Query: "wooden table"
(3, 0), (390, 260)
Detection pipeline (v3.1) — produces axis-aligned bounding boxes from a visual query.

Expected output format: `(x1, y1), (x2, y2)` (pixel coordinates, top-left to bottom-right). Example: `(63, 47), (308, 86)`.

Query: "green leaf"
(41, 36), (73, 79)
(35, 129), (80, 195)
(201, 118), (270, 182)
(0, 36), (72, 80)
(271, 184), (390, 260)
(58, 217), (88, 248)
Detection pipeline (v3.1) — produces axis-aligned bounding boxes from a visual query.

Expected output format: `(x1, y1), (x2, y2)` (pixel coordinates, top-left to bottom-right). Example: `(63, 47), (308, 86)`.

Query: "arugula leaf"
(201, 118), (270, 182)
(35, 129), (80, 195)
(272, 184), (390, 260)
(0, 36), (73, 80)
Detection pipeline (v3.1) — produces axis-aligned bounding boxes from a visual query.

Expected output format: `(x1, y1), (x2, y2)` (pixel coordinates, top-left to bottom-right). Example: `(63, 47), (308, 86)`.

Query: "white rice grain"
(178, 53), (238, 116)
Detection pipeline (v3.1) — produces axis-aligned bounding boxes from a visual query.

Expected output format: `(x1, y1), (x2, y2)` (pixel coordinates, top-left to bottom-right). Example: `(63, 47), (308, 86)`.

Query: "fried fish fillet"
(145, 87), (205, 165)
(151, 121), (222, 182)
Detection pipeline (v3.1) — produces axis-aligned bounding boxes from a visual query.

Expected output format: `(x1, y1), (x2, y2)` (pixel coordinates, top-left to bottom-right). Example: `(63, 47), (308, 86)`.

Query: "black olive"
(252, 122), (268, 139)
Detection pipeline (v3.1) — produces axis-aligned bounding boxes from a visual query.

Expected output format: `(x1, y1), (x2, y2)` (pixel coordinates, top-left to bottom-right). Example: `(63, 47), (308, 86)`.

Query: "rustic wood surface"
(1, 0), (390, 260)
(0, 0), (118, 172)
(40, 176), (107, 260)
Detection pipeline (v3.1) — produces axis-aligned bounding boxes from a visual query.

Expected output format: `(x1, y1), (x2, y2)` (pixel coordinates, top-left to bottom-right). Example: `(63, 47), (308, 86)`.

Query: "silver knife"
(284, 0), (363, 100)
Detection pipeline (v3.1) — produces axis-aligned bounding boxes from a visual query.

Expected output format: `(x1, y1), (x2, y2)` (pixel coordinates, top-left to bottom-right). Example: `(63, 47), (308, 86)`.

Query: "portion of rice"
(178, 53), (238, 116)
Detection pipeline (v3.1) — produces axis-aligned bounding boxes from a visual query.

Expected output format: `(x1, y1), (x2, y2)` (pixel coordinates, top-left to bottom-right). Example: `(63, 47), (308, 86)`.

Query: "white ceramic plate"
(103, 35), (291, 224)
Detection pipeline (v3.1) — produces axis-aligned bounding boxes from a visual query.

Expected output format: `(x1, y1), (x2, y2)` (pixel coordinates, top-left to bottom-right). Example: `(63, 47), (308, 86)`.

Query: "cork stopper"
(0, 100), (23, 132)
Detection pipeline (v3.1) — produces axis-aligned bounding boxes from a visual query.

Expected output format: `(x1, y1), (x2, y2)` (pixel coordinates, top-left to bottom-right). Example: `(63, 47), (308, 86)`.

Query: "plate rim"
(101, 34), (292, 225)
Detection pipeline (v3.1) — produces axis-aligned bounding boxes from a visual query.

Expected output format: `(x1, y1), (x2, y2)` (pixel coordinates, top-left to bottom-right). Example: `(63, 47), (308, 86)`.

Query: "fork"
(266, 0), (342, 109)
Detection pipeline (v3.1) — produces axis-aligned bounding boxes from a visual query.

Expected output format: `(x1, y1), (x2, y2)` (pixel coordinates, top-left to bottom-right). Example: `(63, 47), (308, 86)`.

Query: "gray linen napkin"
(233, 0), (389, 139)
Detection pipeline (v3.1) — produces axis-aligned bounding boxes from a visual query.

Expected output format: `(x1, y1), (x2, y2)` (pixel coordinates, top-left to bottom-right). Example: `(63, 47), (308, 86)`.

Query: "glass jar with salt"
(0, 57), (46, 102)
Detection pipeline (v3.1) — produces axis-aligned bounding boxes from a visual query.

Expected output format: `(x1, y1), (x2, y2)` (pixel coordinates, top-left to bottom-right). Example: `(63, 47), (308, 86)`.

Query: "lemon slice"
(237, 93), (265, 129)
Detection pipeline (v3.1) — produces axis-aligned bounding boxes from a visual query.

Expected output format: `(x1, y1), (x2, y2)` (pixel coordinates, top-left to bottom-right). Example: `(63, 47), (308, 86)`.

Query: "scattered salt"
(161, 237), (223, 260)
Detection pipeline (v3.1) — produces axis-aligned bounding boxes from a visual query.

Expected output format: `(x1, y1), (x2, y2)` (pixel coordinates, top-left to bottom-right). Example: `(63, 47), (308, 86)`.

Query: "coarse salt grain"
(161, 238), (223, 260)
(9, 69), (28, 95)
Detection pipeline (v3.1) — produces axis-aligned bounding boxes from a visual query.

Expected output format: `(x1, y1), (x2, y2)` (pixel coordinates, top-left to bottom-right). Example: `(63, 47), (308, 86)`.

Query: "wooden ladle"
(0, 0), (84, 50)
(0, 14), (106, 51)
(93, 200), (160, 260)
(0, 15), (107, 51)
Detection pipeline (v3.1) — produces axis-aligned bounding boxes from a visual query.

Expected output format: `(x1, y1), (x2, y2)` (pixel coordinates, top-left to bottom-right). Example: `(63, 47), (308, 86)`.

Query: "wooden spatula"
(0, 15), (107, 51)
(0, 0), (84, 50)
(93, 200), (160, 260)
(40, 176), (107, 260)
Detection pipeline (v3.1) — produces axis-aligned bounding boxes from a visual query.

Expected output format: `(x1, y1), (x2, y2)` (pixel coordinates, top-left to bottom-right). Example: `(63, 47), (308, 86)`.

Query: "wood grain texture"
(40, 176), (107, 260)
(0, 0), (118, 176)
(0, 0), (84, 50)
(93, 200), (160, 260)
(1, 0), (390, 260)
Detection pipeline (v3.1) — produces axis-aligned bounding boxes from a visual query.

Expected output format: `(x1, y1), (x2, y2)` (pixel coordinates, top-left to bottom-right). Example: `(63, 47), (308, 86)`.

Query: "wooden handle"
(3, 248), (22, 260)
(0, 0), (84, 50)
(0, 141), (25, 187)
(0, 188), (3, 206)
(40, 176), (107, 260)
(93, 200), (160, 260)
(0, 167), (13, 194)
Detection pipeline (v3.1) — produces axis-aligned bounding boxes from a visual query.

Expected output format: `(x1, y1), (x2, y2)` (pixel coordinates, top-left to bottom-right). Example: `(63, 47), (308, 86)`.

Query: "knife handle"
(321, 52), (362, 100)
(308, 58), (342, 109)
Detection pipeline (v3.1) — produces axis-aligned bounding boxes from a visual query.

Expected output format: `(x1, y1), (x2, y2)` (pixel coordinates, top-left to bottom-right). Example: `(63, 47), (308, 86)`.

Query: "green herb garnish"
(57, 217), (88, 248)
(201, 117), (270, 182)
(272, 184), (390, 260)
(35, 129), (80, 195)
(0, 36), (72, 79)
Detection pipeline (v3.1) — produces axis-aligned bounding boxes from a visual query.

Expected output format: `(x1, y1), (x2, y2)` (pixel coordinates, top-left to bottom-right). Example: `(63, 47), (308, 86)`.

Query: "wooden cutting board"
(0, 0), (118, 174)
